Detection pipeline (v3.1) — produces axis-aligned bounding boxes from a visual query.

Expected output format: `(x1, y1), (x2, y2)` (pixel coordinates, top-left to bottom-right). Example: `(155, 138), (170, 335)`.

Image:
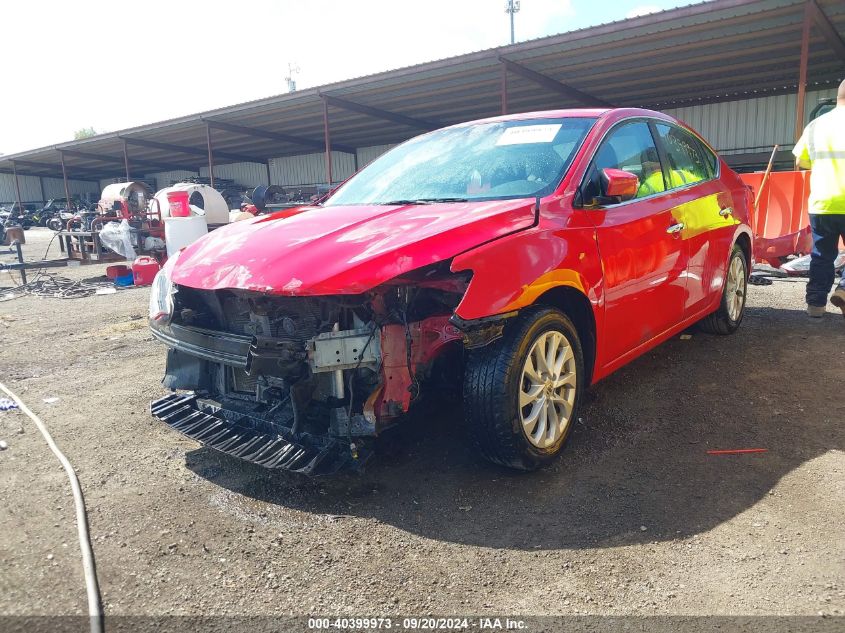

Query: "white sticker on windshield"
(495, 124), (562, 146)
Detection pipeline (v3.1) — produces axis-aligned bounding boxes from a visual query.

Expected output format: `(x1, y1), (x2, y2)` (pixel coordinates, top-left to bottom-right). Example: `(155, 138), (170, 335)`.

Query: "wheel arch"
(532, 284), (597, 384)
(734, 230), (752, 270)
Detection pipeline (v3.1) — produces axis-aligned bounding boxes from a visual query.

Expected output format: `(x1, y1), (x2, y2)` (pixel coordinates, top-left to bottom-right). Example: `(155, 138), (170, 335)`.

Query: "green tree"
(73, 127), (98, 140)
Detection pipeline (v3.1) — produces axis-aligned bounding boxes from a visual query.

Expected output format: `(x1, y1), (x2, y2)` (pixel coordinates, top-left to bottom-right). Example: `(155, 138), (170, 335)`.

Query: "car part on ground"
(739, 98), (838, 268)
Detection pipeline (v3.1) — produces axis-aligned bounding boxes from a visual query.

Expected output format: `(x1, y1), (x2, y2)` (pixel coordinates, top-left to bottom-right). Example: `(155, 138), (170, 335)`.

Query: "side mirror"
(602, 168), (639, 202)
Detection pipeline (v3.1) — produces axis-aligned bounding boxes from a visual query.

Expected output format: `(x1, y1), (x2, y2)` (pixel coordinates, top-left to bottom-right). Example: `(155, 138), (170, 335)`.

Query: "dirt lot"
(1, 228), (843, 620)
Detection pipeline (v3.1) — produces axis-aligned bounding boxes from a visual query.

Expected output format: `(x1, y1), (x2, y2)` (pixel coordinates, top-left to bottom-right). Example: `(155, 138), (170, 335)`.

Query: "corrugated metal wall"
(199, 162), (268, 188)
(41, 177), (99, 199)
(143, 170), (199, 191)
(356, 144), (398, 168)
(664, 88), (837, 155)
(269, 152), (356, 187)
(0, 174), (43, 203)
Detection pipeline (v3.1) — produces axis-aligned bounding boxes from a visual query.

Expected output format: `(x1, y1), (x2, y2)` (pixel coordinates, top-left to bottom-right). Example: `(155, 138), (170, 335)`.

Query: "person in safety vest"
(637, 152), (665, 198)
(637, 151), (702, 198)
(794, 79), (845, 318)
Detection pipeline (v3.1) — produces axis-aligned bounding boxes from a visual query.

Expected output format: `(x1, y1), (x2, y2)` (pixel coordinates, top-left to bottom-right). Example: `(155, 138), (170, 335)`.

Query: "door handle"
(719, 207), (733, 217)
(666, 222), (685, 235)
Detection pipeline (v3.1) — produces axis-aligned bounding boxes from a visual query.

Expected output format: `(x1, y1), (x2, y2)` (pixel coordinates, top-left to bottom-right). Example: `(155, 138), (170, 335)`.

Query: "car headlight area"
(148, 254), (178, 324)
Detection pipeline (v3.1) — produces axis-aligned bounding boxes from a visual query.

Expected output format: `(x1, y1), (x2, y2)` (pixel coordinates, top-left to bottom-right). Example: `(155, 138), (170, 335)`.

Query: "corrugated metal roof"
(1, 0), (842, 182)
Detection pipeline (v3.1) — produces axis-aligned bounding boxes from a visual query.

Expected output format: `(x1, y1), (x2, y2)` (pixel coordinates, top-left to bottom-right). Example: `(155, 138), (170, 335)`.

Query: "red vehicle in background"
(149, 108), (752, 475)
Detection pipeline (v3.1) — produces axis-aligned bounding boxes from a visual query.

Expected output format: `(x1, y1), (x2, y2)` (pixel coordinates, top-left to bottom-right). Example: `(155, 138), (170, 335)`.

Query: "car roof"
(451, 107), (677, 128)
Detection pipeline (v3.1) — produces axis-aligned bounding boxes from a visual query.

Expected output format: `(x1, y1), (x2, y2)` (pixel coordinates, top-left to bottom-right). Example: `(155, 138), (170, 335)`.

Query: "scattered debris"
(706, 448), (768, 455)
(0, 272), (116, 301)
(751, 263), (789, 278)
(780, 254), (812, 276)
(640, 525), (648, 531)
(748, 274), (773, 286)
(0, 398), (18, 411)
(458, 505), (472, 512)
(780, 252), (844, 277)
(0, 440), (7, 450)
(680, 334), (693, 340)
(43, 397), (60, 405)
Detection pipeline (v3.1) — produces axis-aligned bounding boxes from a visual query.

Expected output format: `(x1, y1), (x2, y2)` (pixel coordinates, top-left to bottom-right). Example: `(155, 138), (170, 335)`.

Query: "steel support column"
(501, 62), (509, 115)
(60, 152), (72, 210)
(795, 2), (812, 142)
(11, 161), (24, 215)
(123, 140), (131, 181)
(322, 97), (333, 186)
(205, 123), (215, 188)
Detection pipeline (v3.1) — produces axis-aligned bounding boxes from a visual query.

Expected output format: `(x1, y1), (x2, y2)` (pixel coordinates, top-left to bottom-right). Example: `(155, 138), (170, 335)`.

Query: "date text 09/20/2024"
(307, 617), (527, 630)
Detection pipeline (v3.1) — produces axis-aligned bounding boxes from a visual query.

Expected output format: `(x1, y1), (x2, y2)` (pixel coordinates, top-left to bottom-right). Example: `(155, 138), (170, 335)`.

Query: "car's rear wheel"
(699, 244), (747, 335)
(463, 307), (584, 471)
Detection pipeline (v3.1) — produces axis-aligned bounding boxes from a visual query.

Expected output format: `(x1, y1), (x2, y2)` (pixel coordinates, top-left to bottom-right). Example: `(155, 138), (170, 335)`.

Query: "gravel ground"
(0, 228), (843, 620)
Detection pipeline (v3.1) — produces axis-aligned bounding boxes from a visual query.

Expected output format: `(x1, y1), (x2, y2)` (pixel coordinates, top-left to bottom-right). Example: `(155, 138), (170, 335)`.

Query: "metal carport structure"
(1, 0), (843, 209)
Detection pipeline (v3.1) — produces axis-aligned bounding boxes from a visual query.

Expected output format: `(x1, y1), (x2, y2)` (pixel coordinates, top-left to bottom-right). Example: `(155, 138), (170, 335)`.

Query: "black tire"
(699, 244), (748, 335)
(463, 307), (585, 471)
(47, 218), (63, 232)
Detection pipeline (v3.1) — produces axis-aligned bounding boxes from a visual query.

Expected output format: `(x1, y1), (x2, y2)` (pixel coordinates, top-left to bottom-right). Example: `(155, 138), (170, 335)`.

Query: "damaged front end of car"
(149, 259), (468, 476)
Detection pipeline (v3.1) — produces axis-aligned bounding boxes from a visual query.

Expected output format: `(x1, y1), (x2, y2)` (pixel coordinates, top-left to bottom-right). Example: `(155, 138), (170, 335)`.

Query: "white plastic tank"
(153, 183), (230, 225)
(164, 216), (208, 257)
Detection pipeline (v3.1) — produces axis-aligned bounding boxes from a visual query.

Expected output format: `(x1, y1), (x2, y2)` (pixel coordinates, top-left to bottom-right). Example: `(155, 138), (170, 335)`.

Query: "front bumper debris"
(150, 393), (362, 476)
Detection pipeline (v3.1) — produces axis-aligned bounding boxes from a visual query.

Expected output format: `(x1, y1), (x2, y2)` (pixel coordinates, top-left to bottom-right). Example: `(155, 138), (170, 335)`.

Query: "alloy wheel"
(726, 255), (746, 322)
(519, 330), (577, 448)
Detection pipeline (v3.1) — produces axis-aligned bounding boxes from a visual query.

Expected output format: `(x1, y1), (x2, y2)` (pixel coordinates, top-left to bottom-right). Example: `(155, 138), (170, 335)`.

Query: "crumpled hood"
(170, 199), (536, 295)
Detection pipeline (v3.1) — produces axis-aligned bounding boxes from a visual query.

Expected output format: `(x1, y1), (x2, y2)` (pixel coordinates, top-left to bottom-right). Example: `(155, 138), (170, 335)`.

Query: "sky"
(1, 0), (695, 155)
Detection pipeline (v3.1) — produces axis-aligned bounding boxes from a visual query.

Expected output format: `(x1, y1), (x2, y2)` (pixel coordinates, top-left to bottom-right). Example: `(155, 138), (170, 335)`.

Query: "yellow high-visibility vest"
(792, 106), (845, 215)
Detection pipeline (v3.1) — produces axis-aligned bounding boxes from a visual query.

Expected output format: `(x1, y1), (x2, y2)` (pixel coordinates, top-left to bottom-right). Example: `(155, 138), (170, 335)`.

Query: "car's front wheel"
(463, 307), (584, 471)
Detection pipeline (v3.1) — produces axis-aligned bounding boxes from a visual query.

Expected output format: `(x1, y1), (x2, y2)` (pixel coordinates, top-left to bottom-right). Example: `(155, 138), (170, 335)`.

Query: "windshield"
(325, 117), (597, 206)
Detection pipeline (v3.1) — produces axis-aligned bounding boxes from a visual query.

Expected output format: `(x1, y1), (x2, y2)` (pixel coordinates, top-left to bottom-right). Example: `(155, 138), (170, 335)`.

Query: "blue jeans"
(807, 214), (845, 306)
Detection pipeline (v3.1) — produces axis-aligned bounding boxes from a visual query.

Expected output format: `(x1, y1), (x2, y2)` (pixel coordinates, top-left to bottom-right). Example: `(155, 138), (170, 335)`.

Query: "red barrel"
(132, 256), (161, 286)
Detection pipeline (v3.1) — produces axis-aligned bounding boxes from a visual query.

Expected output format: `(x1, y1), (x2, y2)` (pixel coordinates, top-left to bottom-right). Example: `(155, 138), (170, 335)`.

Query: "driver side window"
(581, 121), (664, 206)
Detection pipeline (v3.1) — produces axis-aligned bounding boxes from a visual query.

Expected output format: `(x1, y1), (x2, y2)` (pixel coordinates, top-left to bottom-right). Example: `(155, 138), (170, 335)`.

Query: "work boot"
(807, 304), (826, 318)
(830, 287), (845, 317)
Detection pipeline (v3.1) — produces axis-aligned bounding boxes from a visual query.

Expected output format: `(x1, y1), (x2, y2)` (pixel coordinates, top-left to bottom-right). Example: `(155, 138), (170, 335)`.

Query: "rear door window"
(654, 124), (712, 188)
(581, 120), (666, 205)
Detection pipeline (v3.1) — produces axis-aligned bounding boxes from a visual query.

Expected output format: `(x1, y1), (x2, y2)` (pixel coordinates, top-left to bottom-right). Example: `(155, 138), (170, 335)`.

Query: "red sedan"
(149, 108), (752, 474)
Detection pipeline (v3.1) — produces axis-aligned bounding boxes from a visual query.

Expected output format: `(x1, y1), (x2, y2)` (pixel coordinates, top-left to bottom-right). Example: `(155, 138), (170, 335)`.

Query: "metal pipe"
(11, 161), (24, 217)
(322, 97), (333, 186)
(332, 322), (345, 399)
(60, 152), (73, 211)
(14, 241), (27, 285)
(122, 140), (131, 181)
(205, 122), (215, 188)
(795, 1), (812, 142)
(500, 62), (509, 115)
